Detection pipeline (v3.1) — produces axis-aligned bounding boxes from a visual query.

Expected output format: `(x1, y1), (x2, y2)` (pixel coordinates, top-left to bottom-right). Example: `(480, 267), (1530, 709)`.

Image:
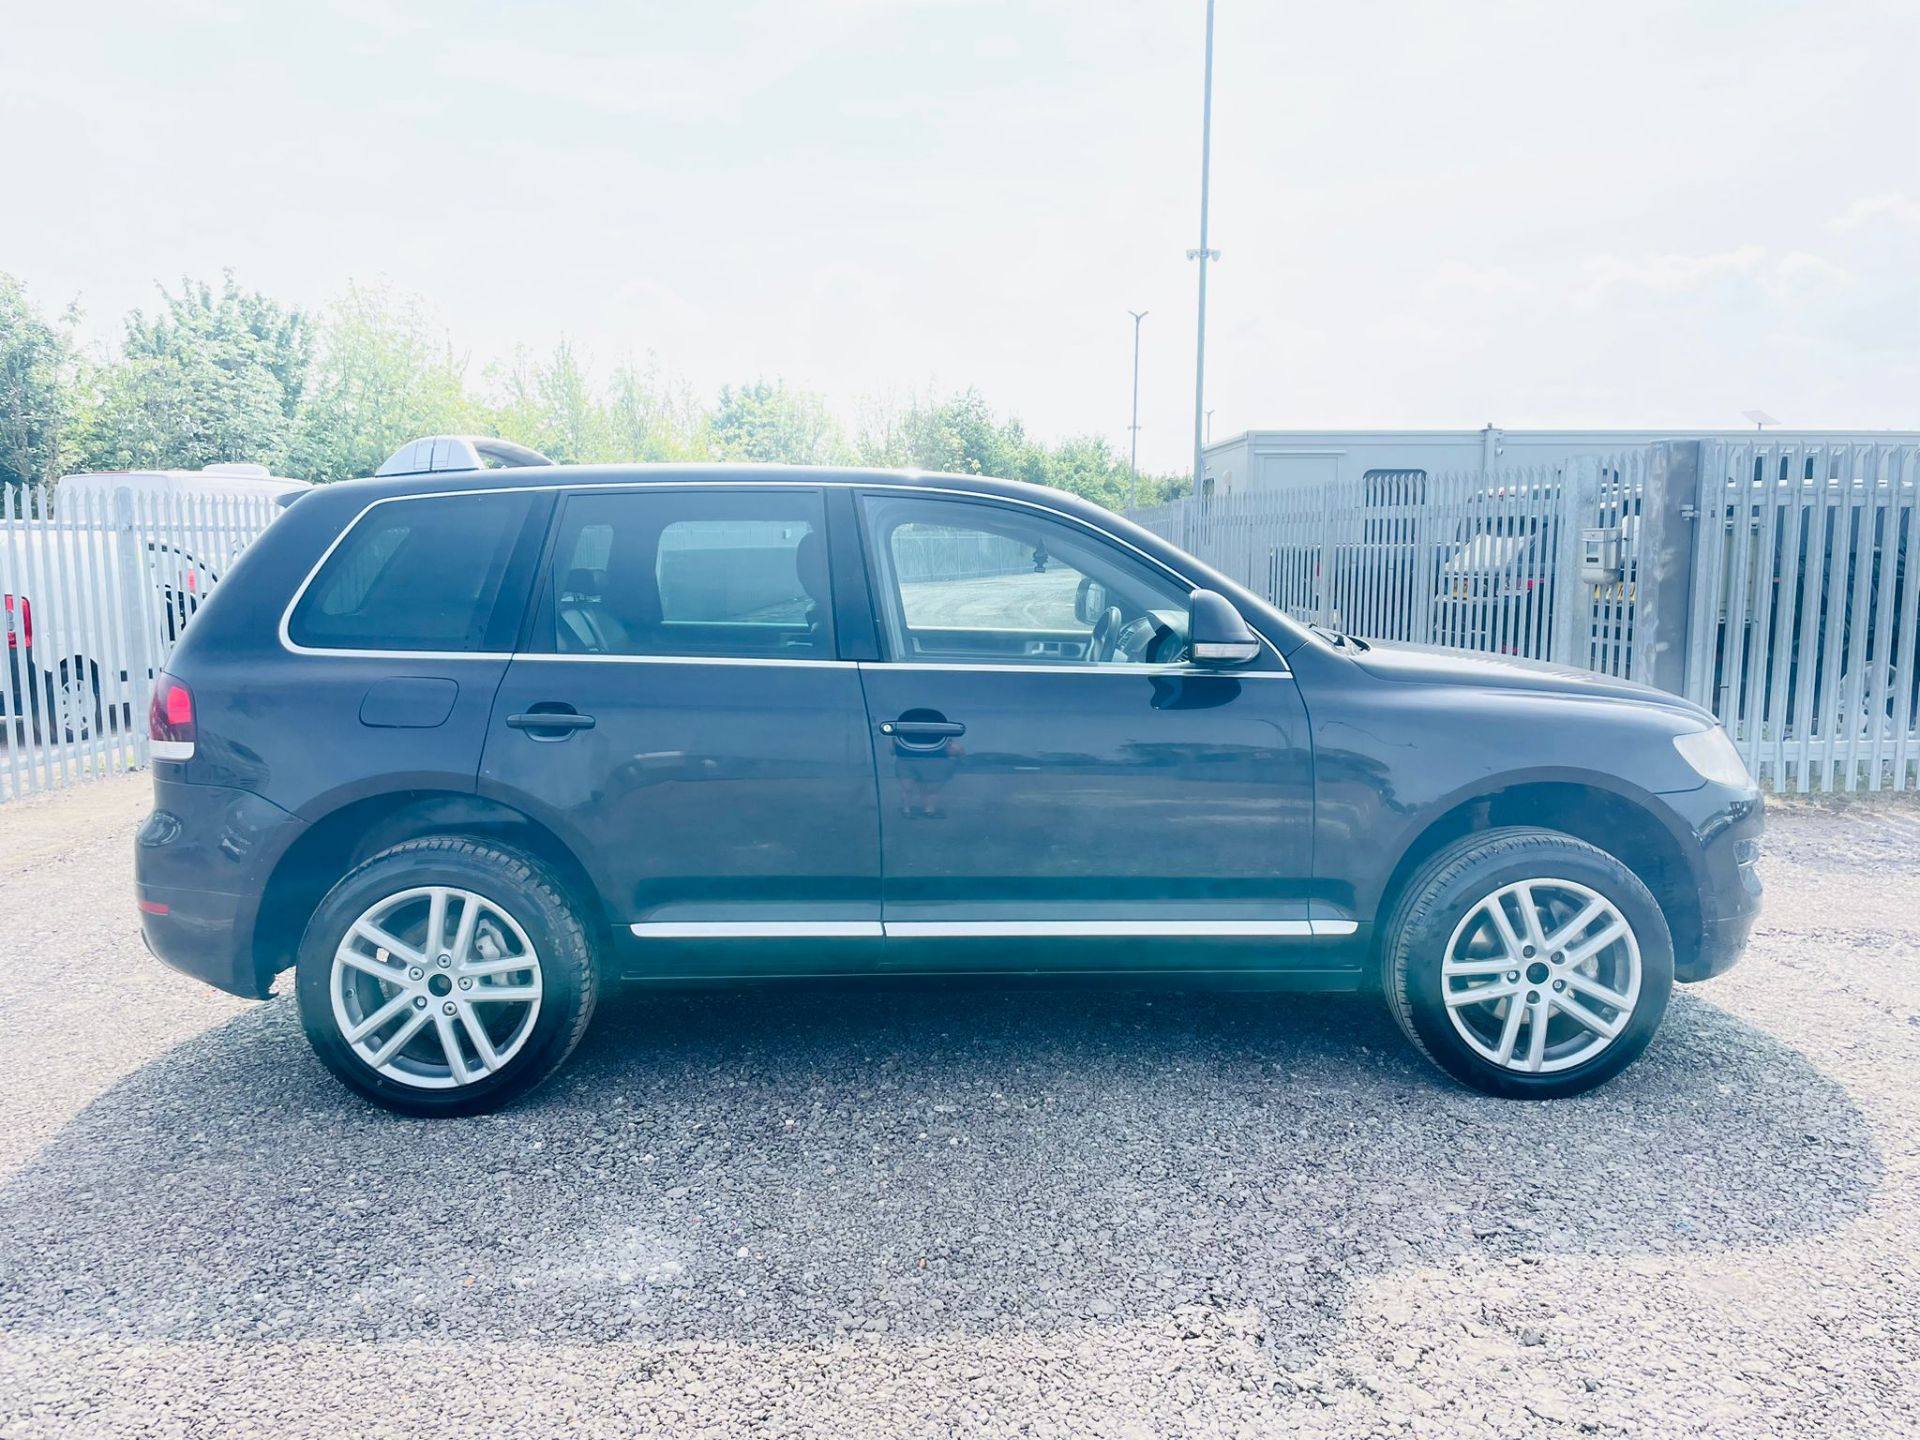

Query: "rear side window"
(288, 491), (538, 652)
(533, 488), (832, 659)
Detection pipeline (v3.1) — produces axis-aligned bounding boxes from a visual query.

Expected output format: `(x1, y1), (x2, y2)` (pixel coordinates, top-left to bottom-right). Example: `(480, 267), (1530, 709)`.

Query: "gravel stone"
(0, 776), (1917, 1438)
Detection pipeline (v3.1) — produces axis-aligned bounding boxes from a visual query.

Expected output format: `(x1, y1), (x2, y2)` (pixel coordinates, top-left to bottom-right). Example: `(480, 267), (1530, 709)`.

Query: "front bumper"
(1662, 783), (1764, 983)
(134, 778), (305, 999)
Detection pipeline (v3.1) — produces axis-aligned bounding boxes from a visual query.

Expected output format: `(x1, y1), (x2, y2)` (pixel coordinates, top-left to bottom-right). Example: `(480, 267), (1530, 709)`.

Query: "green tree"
(287, 284), (478, 482)
(707, 380), (846, 465)
(0, 274), (75, 492)
(486, 341), (608, 464)
(80, 273), (309, 473)
(602, 358), (705, 462)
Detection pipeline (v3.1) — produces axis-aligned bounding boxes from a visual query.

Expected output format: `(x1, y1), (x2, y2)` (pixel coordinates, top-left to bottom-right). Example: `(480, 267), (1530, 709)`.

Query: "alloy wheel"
(329, 885), (544, 1090)
(1440, 877), (1642, 1074)
(55, 673), (93, 743)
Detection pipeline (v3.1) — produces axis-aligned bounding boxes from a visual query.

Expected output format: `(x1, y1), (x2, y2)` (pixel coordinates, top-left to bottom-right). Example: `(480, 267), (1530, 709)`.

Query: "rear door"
(480, 485), (883, 970)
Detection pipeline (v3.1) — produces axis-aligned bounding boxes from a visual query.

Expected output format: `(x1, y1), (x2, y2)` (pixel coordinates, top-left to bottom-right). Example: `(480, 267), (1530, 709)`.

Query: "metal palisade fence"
(1, 486), (282, 801)
(1690, 439), (1920, 794)
(4, 440), (1918, 800)
(1132, 438), (1920, 794)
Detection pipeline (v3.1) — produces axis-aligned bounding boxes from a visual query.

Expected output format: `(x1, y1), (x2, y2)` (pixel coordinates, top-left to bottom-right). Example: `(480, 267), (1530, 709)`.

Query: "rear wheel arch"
(252, 790), (609, 993)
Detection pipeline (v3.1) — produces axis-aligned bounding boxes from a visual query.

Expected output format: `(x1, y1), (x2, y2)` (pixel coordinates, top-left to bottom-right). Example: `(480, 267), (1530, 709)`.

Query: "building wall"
(1197, 428), (1920, 496)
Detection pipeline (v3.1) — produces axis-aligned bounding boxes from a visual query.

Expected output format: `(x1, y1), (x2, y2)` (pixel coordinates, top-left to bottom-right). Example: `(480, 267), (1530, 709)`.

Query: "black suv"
(135, 462), (1763, 1114)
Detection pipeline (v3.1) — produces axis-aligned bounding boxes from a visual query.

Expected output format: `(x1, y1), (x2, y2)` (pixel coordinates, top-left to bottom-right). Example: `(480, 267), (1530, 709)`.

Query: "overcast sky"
(6, 0), (1917, 472)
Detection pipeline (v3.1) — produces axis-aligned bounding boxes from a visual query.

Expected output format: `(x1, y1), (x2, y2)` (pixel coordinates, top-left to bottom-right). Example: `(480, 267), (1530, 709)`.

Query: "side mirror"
(1188, 588), (1261, 665)
(1074, 576), (1108, 624)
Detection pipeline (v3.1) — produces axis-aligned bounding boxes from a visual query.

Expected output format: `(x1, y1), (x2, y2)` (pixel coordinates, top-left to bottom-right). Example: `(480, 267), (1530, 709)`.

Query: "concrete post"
(1633, 441), (1701, 695)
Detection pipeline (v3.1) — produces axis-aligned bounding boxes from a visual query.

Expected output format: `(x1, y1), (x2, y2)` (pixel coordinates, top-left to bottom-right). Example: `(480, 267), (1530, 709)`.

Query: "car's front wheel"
(295, 836), (599, 1116)
(1381, 827), (1673, 1098)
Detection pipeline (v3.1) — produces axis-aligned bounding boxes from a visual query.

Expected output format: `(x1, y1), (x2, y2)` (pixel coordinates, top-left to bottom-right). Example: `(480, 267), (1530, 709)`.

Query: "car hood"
(1349, 641), (1716, 723)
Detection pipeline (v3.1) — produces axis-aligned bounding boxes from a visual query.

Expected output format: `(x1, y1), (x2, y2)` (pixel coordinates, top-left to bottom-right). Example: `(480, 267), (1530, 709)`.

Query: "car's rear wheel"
(1381, 827), (1673, 1098)
(295, 836), (599, 1116)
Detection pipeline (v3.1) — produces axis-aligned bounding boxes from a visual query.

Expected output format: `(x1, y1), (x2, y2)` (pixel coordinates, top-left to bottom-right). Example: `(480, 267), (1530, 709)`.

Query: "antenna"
(1742, 409), (1778, 431)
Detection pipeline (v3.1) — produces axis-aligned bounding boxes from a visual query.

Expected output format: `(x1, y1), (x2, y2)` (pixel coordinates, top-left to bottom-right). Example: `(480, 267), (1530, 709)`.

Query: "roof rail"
(373, 435), (554, 478)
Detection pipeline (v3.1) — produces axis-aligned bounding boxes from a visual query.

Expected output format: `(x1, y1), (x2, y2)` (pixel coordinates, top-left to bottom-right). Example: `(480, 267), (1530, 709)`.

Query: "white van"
(54, 463), (310, 511)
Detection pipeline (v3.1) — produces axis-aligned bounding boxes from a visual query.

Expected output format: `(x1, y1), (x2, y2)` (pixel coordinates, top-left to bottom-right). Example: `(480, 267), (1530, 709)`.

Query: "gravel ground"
(1, 775), (1918, 1438)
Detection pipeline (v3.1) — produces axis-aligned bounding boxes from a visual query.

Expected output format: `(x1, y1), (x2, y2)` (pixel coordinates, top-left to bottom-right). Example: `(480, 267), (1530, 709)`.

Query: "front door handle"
(880, 718), (966, 743)
(507, 707), (596, 740)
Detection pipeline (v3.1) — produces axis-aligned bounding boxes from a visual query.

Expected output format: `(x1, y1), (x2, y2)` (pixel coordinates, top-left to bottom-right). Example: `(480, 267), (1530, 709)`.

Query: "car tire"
(1380, 826), (1673, 1099)
(295, 836), (600, 1117)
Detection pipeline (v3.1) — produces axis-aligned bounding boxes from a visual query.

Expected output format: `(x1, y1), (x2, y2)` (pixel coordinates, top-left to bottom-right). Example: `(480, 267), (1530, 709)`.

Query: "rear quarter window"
(287, 491), (541, 652)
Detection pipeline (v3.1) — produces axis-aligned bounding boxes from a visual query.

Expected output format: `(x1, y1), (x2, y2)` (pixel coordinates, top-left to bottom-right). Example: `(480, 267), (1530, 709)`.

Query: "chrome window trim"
(276, 478), (1289, 672)
(514, 653), (857, 669)
(630, 918), (1355, 939)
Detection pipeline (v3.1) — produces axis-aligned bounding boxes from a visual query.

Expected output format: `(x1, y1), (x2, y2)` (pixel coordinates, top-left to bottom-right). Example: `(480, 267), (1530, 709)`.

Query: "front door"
(480, 485), (882, 970)
(854, 489), (1321, 967)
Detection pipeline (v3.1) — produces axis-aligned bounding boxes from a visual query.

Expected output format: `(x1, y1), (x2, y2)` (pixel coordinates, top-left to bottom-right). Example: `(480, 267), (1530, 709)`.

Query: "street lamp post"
(1127, 309), (1148, 510)
(1187, 0), (1219, 494)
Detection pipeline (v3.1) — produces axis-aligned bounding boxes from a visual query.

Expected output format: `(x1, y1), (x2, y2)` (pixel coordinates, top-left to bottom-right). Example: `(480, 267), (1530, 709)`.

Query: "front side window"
(288, 491), (537, 651)
(860, 493), (1194, 666)
(533, 488), (832, 659)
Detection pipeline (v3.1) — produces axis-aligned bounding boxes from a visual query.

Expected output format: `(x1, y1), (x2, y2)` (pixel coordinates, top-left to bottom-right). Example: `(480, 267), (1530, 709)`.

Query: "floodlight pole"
(1127, 309), (1148, 509)
(1187, 0), (1220, 494)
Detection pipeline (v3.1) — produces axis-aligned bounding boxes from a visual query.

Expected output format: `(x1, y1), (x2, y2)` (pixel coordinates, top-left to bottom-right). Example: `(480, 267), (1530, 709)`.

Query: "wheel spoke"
(1442, 954), (1515, 978)
(461, 952), (534, 979)
(1522, 995), (1552, 1071)
(1515, 884), (1549, 949)
(1543, 898), (1606, 952)
(351, 921), (425, 968)
(1565, 919), (1628, 966)
(343, 990), (414, 1044)
(1553, 989), (1624, 1040)
(1562, 969), (1633, 1011)
(338, 947), (411, 985)
(1446, 978), (1520, 1008)
(366, 1009), (431, 1066)
(1482, 897), (1525, 961)
(457, 1002), (502, 1072)
(425, 888), (450, 959)
(432, 1011), (467, 1081)
(1492, 996), (1526, 1065)
(467, 983), (540, 1004)
(449, 896), (480, 968)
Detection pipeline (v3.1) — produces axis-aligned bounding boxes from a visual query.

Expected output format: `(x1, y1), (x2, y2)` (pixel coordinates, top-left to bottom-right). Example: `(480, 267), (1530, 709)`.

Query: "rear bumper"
(134, 779), (304, 999)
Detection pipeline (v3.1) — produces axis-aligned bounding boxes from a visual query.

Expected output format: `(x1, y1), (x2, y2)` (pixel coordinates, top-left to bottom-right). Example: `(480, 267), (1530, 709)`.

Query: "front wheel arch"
(1369, 780), (1701, 986)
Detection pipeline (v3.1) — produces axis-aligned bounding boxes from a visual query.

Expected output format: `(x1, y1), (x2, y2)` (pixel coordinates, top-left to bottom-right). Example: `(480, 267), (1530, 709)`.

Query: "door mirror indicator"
(1188, 589), (1262, 665)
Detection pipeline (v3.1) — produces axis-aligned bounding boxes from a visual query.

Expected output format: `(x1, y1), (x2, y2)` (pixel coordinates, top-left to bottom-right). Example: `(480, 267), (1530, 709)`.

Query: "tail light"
(149, 672), (196, 762)
(3, 594), (28, 649)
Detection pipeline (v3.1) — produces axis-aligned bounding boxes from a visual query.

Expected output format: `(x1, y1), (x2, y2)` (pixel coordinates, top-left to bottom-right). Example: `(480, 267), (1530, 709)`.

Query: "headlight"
(1672, 726), (1753, 789)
